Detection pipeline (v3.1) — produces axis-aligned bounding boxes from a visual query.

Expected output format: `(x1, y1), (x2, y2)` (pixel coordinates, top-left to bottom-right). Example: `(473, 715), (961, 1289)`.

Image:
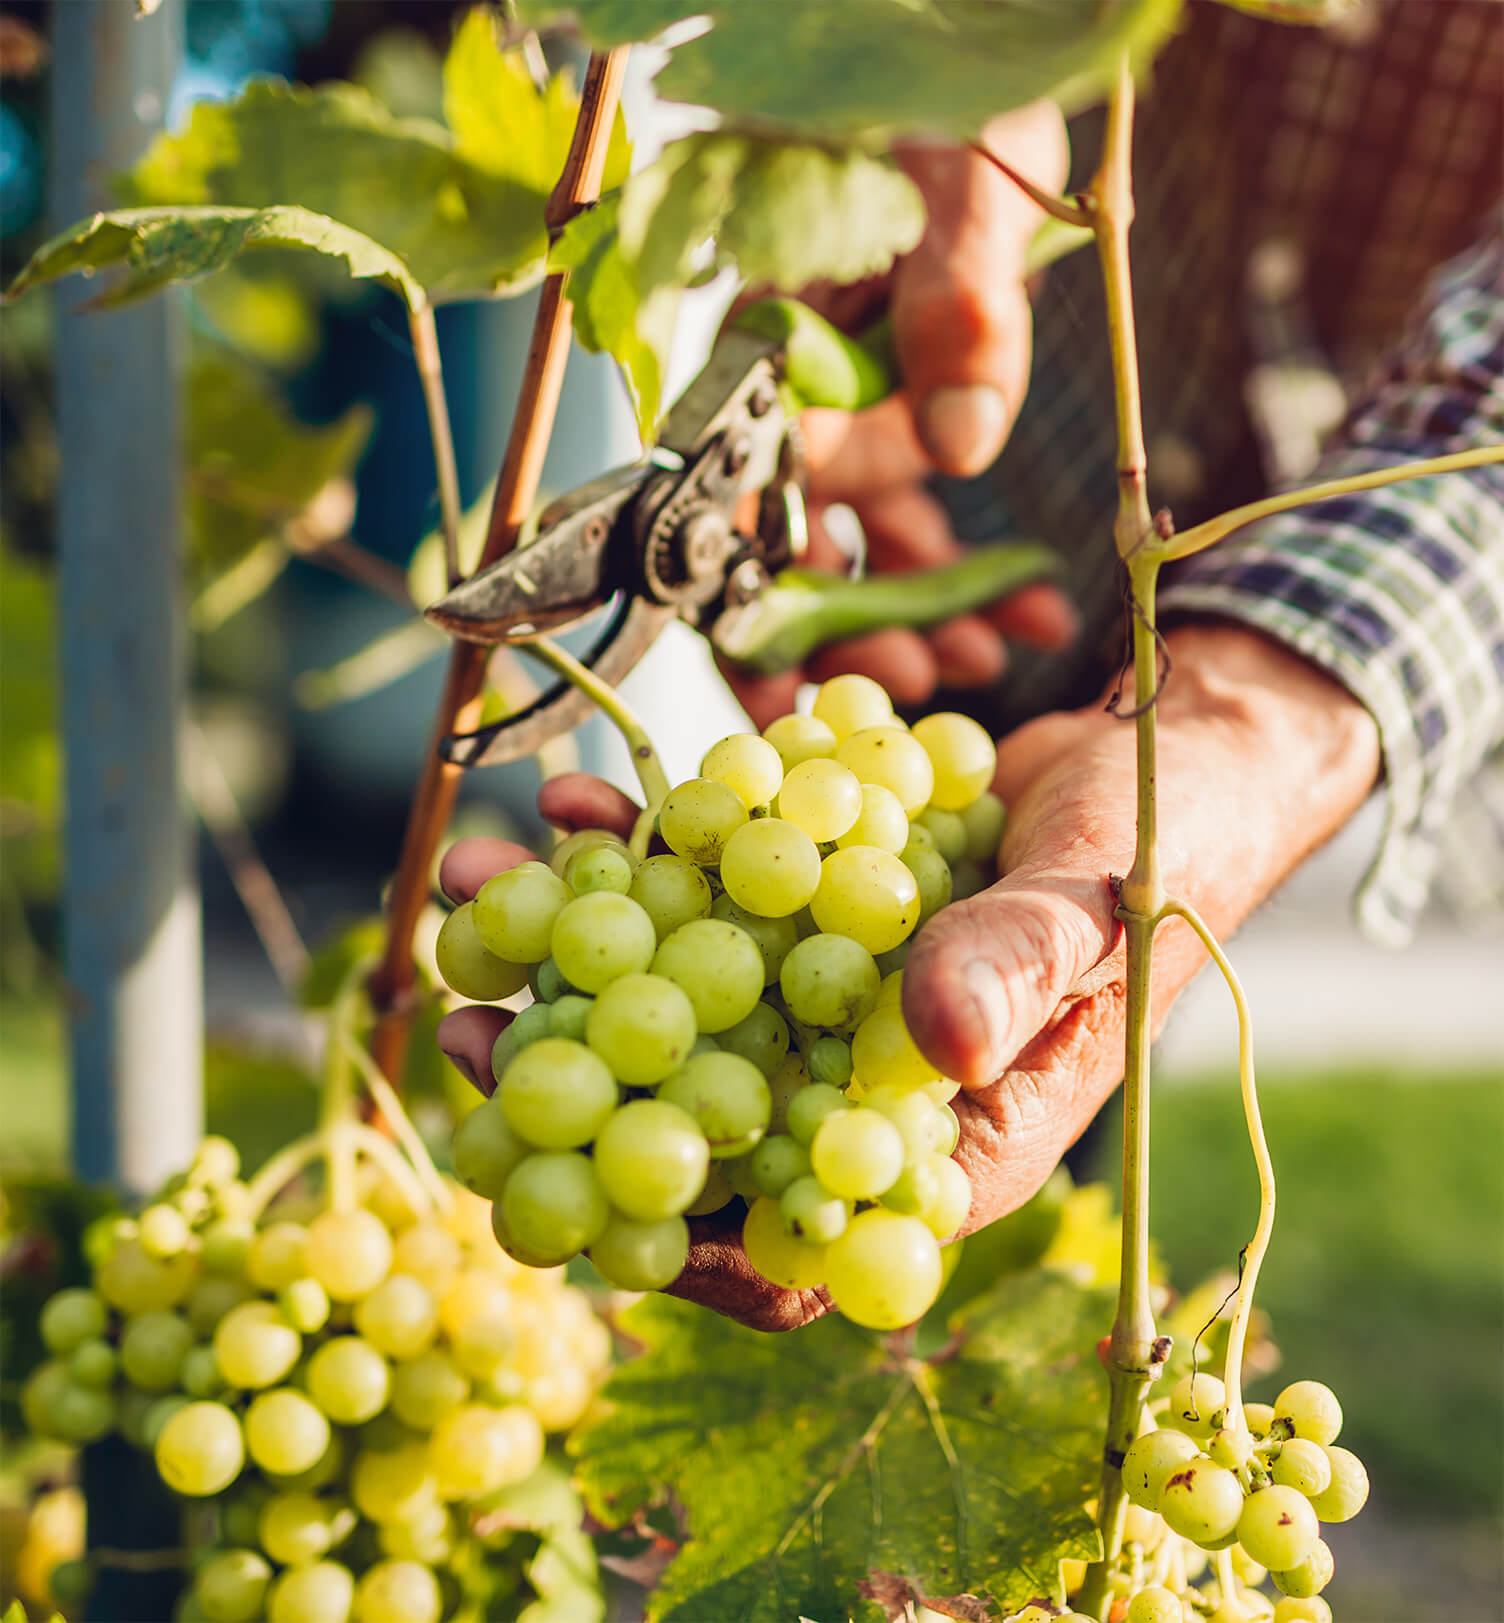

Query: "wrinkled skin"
(437, 624), (1378, 1330)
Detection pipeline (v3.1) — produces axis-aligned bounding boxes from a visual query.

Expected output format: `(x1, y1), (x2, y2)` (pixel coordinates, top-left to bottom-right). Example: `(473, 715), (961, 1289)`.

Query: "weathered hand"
(727, 101), (1078, 728)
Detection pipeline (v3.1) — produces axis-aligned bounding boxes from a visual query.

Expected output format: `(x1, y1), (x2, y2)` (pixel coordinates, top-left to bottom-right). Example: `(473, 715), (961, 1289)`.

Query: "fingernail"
(962, 956), (1009, 1073)
(440, 1047), (481, 1091)
(918, 384), (1010, 476)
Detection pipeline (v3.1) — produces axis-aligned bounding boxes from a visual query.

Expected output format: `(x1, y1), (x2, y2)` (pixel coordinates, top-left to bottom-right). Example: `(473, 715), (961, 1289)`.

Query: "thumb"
(901, 867), (1120, 1090)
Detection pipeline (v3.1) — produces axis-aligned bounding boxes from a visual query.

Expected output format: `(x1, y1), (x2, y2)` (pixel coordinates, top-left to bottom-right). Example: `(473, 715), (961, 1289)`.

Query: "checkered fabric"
(942, 0), (1504, 945)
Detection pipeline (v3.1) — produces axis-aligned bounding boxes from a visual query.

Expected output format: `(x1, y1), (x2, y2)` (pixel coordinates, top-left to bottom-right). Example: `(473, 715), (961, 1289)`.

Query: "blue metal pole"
(52, 0), (202, 1200)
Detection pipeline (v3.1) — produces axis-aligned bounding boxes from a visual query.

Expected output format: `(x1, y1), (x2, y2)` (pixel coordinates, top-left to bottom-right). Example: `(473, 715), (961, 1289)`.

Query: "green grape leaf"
(118, 78), (552, 302)
(572, 1269), (1109, 1621)
(516, 0), (1183, 142)
(444, 5), (631, 196)
(4, 204), (426, 311)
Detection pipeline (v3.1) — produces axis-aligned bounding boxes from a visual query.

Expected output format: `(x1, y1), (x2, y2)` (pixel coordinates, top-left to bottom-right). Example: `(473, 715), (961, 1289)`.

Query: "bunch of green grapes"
(441, 673), (1008, 1330)
(22, 1136), (612, 1622)
(1021, 1375), (1365, 1621)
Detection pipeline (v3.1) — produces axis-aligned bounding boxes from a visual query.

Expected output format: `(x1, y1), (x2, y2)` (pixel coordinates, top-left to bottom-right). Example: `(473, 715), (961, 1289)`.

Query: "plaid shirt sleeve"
(1159, 222), (1504, 948)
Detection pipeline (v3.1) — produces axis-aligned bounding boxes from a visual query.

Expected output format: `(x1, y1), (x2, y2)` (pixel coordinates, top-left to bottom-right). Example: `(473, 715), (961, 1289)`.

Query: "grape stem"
(1161, 897), (1270, 1436)
(321, 969), (366, 1214)
(348, 1122), (435, 1221)
(243, 1132), (326, 1220)
(340, 1024), (455, 1216)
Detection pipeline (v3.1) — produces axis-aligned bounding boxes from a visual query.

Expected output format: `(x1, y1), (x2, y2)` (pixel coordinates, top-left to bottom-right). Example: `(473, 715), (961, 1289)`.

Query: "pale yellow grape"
(1169, 1371), (1226, 1437)
(920, 1155), (972, 1238)
(812, 673), (893, 740)
(586, 972), (698, 1085)
(836, 726), (934, 816)
(719, 818), (822, 917)
(763, 712), (838, 769)
(812, 847), (920, 955)
(629, 854), (714, 940)
(911, 711), (996, 810)
(1273, 1598), (1332, 1622)
(97, 1236), (198, 1313)
(305, 1209), (392, 1301)
(259, 1491), (347, 1566)
(429, 1402), (543, 1499)
(528, 1363), (594, 1431)
(1160, 1457), (1243, 1544)
(1271, 1438), (1332, 1497)
(549, 827), (630, 879)
(550, 892), (658, 994)
(213, 1301), (301, 1390)
(245, 1222), (307, 1291)
(1124, 1589), (1182, 1623)
(1307, 1445), (1367, 1522)
(652, 919), (765, 1031)
(1244, 1401), (1277, 1437)
(1237, 1485), (1320, 1570)
(377, 1502), (452, 1564)
(449, 1310), (512, 1379)
(472, 861), (572, 963)
(267, 1561), (354, 1623)
(875, 968), (904, 1009)
(438, 1269), (511, 1338)
(1274, 1380), (1342, 1445)
(592, 1100), (710, 1220)
(354, 1274), (440, 1360)
(658, 777), (748, 864)
(777, 758), (863, 842)
(306, 1336), (391, 1425)
(354, 1559), (441, 1623)
(351, 1442), (437, 1524)
(1272, 1539), (1335, 1600)
(278, 1277), (329, 1335)
(391, 1222), (462, 1295)
(834, 782), (909, 854)
(138, 1202), (190, 1259)
(434, 902), (529, 1001)
(701, 733), (784, 809)
(851, 1004), (939, 1090)
(154, 1401), (245, 1496)
(243, 1388), (330, 1476)
(194, 1547), (271, 1622)
(710, 894), (798, 984)
(390, 1349), (469, 1430)
(742, 1196), (827, 1289)
(824, 1210), (941, 1329)
(810, 1108), (905, 1201)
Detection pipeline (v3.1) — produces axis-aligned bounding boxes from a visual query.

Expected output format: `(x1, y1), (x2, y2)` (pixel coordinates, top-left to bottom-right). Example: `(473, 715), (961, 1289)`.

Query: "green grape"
(351, 1441), (436, 1524)
(213, 1302), (300, 1390)
(825, 1209), (941, 1329)
(566, 844), (635, 895)
(278, 1276), (330, 1336)
(874, 966), (905, 1008)
(377, 1503), (452, 1564)
(243, 1387), (331, 1476)
(710, 895), (799, 984)
(719, 818), (822, 917)
(69, 1338), (117, 1388)
(685, 1161), (736, 1215)
(1209, 1425), (1255, 1469)
(141, 1393), (190, 1448)
(261, 1491), (354, 1566)
(472, 860), (573, 963)
(864, 1085), (946, 1157)
(1307, 1445), (1367, 1522)
(1272, 1539), (1334, 1599)
(200, 1218), (254, 1275)
(390, 1223), (460, 1295)
(919, 1154), (972, 1238)
(934, 1102), (961, 1155)
(181, 1343), (226, 1398)
(717, 1001), (791, 1077)
(154, 1401), (244, 1496)
(912, 711), (996, 810)
(97, 1236), (198, 1314)
(652, 919), (765, 1031)
(592, 1099), (710, 1220)
(20, 1360), (68, 1437)
(498, 1037), (619, 1147)
(812, 846), (921, 955)
(834, 783), (909, 853)
(900, 822), (935, 860)
(1273, 1598), (1332, 1623)
(1274, 1380), (1342, 1445)
(306, 1335), (391, 1425)
(45, 1378), (116, 1443)
(305, 1208), (392, 1302)
(40, 1287), (108, 1354)
(627, 853), (714, 942)
(246, 1222), (308, 1291)
(1271, 1437), (1332, 1497)
(950, 860), (987, 899)
(903, 844), (954, 923)
(749, 1134), (811, 1198)
(528, 956), (572, 1002)
(811, 673), (894, 741)
(1244, 1401), (1277, 1437)
(194, 1548), (272, 1623)
(1160, 1457), (1244, 1544)
(1238, 1485), (1320, 1570)
(766, 1052), (812, 1132)
(742, 1196), (827, 1289)
(589, 1211), (690, 1290)
(776, 757), (863, 843)
(701, 733), (785, 809)
(390, 1349), (469, 1430)
(658, 777), (748, 864)
(851, 1003), (940, 1090)
(763, 711), (838, 769)
(915, 807), (966, 865)
(549, 892), (658, 993)
(586, 973), (698, 1085)
(354, 1275), (439, 1361)
(120, 1309), (194, 1391)
(435, 902), (530, 1001)
(1125, 1589), (1183, 1623)
(353, 1558), (441, 1623)
(185, 1275), (255, 1337)
(779, 934), (880, 1031)
(810, 1107), (905, 1200)
(1169, 1372), (1227, 1437)
(139, 1202), (191, 1259)
(500, 1151), (610, 1260)
(779, 1175), (848, 1244)
(451, 1098), (529, 1200)
(429, 1402), (544, 1499)
(836, 725), (934, 815)
(659, 1051), (771, 1158)
(1122, 1427), (1201, 1509)
(879, 1157), (939, 1216)
(267, 1560), (355, 1623)
(786, 1082), (851, 1145)
(959, 791), (1007, 864)
(549, 827), (630, 878)
(807, 1034), (853, 1086)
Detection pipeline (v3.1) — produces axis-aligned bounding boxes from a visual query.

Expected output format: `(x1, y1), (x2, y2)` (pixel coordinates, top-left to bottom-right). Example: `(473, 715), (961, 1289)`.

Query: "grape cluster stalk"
(441, 672), (1009, 1329)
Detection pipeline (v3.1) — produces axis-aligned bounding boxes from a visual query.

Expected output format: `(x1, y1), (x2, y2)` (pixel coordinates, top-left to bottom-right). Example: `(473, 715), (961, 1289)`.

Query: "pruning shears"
(425, 298), (1060, 768)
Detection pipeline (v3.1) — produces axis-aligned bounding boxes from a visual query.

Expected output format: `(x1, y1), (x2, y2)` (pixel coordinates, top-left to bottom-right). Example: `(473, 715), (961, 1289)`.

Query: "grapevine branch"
(367, 47), (629, 1085)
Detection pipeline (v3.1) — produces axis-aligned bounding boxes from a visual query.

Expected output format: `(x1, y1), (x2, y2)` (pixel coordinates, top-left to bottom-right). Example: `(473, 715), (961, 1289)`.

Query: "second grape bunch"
(440, 674), (1006, 1329)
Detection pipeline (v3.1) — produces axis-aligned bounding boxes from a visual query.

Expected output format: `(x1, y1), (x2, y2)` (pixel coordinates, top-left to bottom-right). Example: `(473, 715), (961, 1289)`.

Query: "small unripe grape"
(189, 1136), (240, 1188)
(390, 1349), (469, 1431)
(181, 1343), (225, 1398)
(701, 732), (784, 809)
(138, 1203), (191, 1259)
(719, 1001), (792, 1078)
(749, 1134), (811, 1198)
(69, 1338), (117, 1388)
(779, 1176), (848, 1245)
(200, 1218), (255, 1274)
(40, 1288), (108, 1354)
(807, 1035), (853, 1087)
(120, 1310), (194, 1391)
(304, 1208), (392, 1301)
(278, 1276), (330, 1335)
(958, 791), (1007, 864)
(154, 1401), (245, 1496)
(785, 1082), (850, 1146)
(451, 1098), (529, 1200)
(565, 844), (634, 896)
